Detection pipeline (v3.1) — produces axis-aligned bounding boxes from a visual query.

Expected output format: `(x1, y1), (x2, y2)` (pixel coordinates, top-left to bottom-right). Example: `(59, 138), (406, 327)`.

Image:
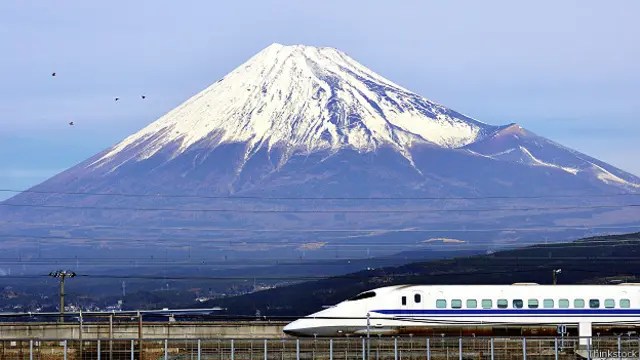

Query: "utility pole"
(49, 270), (76, 323)
(138, 311), (143, 356)
(552, 269), (562, 285)
(366, 312), (371, 360)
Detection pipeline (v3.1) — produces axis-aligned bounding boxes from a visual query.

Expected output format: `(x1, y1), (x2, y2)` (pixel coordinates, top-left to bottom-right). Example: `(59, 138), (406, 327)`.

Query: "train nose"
(283, 320), (305, 336)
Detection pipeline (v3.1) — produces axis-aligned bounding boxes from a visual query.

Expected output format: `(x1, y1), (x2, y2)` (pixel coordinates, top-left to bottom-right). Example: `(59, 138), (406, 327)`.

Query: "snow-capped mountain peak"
(4, 43), (640, 262)
(91, 43), (494, 169)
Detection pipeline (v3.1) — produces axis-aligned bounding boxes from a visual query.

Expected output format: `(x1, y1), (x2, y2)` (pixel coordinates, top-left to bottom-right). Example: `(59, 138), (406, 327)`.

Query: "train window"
(348, 291), (376, 301)
(436, 299), (446, 308)
(604, 299), (615, 308)
(543, 299), (554, 308)
(452, 299), (462, 309)
(402, 296), (407, 306)
(497, 299), (508, 309)
(574, 299), (585, 308)
(482, 299), (492, 309)
(620, 299), (631, 308)
(528, 299), (539, 308)
(414, 294), (421, 303)
(513, 299), (524, 309)
(466, 299), (477, 308)
(559, 299), (569, 308)
(589, 299), (600, 309)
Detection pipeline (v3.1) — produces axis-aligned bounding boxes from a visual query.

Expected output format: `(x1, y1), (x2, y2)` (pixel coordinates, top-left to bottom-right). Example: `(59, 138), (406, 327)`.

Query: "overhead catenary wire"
(0, 221), (640, 238)
(3, 220), (640, 234)
(1, 202), (639, 213)
(2, 236), (638, 267)
(1, 233), (640, 247)
(0, 267), (635, 282)
(1, 188), (639, 201)
(2, 312), (640, 328)
(1, 256), (640, 267)
(2, 312), (640, 329)
(4, 253), (640, 261)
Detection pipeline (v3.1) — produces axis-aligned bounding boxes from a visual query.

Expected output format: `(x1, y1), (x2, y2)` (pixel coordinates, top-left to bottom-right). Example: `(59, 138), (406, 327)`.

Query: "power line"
(2, 312), (640, 327)
(88, 267), (639, 281)
(2, 221), (640, 234)
(1, 188), (638, 201)
(1, 312), (639, 327)
(2, 255), (640, 267)
(0, 267), (632, 282)
(1, 233), (640, 247)
(0, 268), (564, 281)
(1, 202), (639, 213)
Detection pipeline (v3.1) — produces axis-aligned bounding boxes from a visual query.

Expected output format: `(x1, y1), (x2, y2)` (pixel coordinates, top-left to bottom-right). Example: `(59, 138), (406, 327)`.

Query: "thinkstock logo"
(589, 349), (638, 358)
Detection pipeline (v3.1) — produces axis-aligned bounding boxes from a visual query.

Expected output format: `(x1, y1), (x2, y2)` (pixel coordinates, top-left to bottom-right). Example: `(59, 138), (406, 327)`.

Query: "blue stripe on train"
(372, 309), (640, 316)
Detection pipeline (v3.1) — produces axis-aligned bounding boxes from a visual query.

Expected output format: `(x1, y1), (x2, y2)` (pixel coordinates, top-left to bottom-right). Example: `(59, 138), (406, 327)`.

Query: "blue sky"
(1, 0), (638, 200)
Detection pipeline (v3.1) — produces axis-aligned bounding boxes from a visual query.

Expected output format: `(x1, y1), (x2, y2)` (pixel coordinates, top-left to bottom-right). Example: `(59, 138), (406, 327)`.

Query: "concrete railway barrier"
(0, 322), (639, 359)
(0, 322), (289, 340)
(0, 336), (637, 360)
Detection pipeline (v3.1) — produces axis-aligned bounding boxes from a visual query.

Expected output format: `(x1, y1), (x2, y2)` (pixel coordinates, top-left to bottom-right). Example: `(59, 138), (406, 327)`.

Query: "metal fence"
(0, 337), (638, 360)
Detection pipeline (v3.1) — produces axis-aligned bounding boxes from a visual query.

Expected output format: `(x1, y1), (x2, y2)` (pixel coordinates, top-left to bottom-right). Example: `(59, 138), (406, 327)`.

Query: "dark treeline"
(200, 232), (640, 316)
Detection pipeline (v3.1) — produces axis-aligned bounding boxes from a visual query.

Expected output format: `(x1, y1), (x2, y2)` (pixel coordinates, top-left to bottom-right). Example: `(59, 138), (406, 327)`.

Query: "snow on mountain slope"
(90, 43), (496, 170)
(464, 124), (640, 190)
(518, 146), (580, 175)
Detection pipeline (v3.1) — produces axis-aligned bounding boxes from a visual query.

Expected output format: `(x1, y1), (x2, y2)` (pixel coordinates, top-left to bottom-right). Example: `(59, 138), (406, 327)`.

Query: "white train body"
(283, 284), (640, 340)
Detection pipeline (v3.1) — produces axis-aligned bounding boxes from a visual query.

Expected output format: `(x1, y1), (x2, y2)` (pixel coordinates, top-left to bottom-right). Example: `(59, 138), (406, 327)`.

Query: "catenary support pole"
(490, 338), (494, 360)
(394, 337), (398, 360)
(109, 315), (114, 360)
(366, 312), (370, 360)
(426, 338), (430, 360)
(79, 310), (83, 352)
(330, 339), (333, 360)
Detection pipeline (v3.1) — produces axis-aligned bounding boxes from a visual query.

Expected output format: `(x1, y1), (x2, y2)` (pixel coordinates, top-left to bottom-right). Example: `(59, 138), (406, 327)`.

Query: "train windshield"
(347, 291), (376, 301)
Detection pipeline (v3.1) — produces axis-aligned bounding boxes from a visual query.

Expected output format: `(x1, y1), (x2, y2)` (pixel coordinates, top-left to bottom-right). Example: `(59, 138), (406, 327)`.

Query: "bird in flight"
(52, 72), (56, 77)
(141, 95), (146, 99)
(68, 121), (74, 126)
(115, 97), (119, 102)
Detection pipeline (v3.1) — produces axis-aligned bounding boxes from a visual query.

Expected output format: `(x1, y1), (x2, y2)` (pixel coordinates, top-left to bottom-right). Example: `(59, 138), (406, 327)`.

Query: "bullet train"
(283, 283), (640, 340)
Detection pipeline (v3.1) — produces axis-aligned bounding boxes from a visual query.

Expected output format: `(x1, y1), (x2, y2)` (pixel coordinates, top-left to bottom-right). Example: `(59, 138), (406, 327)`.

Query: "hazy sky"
(1, 0), (638, 199)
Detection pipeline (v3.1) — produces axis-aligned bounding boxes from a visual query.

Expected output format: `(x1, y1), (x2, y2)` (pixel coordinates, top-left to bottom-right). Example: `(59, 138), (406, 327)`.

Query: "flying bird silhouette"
(52, 72), (56, 77)
(141, 95), (146, 99)
(68, 121), (74, 126)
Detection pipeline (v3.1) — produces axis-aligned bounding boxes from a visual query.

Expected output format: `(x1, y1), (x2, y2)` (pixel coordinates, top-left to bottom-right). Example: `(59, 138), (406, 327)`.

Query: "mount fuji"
(2, 43), (639, 259)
